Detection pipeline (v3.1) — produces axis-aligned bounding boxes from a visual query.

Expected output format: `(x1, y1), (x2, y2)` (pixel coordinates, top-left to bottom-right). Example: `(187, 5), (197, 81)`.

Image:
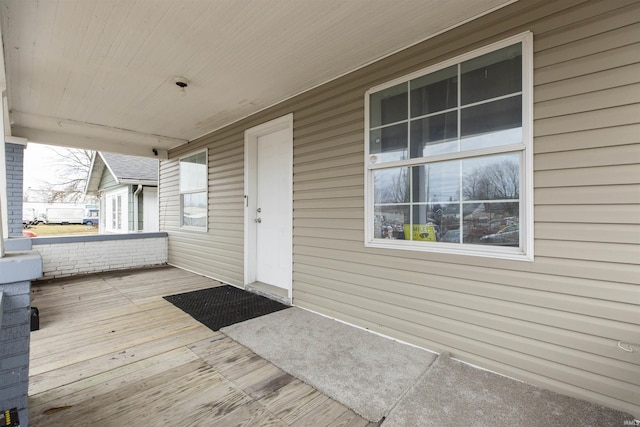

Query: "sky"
(23, 143), (68, 192)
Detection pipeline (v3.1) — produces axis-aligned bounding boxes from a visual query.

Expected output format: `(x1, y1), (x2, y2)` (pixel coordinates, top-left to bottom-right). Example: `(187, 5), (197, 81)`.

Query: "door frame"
(243, 113), (293, 299)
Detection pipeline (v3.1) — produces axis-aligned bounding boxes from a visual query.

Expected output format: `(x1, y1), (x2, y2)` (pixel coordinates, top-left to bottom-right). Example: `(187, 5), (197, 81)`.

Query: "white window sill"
(366, 239), (533, 262)
(179, 225), (208, 233)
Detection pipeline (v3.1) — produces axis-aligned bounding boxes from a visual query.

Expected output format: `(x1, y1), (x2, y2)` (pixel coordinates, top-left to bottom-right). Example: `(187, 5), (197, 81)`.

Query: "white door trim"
(244, 113), (293, 299)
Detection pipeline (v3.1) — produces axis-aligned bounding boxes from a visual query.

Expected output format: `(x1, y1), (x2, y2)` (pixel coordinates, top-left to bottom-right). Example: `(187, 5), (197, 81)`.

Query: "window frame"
(179, 149), (208, 232)
(364, 32), (533, 261)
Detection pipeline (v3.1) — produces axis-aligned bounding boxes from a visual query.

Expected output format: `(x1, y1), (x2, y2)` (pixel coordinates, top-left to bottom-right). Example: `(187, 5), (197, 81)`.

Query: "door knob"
(255, 218), (262, 223)
(257, 208), (262, 213)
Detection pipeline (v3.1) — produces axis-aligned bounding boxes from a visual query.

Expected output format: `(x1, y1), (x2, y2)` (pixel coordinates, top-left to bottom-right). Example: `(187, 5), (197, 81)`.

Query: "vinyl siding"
(97, 166), (118, 191)
(160, 0), (640, 415)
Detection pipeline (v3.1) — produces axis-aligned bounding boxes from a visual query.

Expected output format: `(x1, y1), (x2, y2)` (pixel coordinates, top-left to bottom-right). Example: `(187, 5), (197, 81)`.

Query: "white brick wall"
(34, 236), (168, 279)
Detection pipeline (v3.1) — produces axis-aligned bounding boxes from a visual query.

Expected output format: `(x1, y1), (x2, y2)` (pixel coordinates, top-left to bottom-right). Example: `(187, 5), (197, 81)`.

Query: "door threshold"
(245, 281), (291, 305)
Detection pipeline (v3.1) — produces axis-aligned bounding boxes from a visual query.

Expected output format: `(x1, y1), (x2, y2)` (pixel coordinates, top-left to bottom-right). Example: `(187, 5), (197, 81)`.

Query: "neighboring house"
(85, 152), (159, 233)
(0, 0), (638, 419)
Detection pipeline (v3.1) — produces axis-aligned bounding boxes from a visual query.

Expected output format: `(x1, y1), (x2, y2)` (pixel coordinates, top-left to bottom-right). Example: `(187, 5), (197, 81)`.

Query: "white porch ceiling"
(0, 0), (513, 158)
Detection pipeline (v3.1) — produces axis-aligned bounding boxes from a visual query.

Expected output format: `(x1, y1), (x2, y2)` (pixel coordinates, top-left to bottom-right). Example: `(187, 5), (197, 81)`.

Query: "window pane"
(409, 205), (442, 242)
(370, 83), (408, 127)
(461, 43), (521, 105)
(462, 153), (520, 201)
(463, 202), (519, 245)
(374, 205), (409, 239)
(410, 112), (458, 157)
(111, 198), (116, 228)
(366, 37), (528, 254)
(116, 195), (122, 229)
(440, 220), (464, 243)
(434, 203), (461, 242)
(370, 123), (408, 162)
(182, 192), (207, 228)
(374, 167), (410, 204)
(180, 152), (207, 192)
(412, 161), (460, 203)
(460, 96), (521, 150)
(410, 65), (457, 117)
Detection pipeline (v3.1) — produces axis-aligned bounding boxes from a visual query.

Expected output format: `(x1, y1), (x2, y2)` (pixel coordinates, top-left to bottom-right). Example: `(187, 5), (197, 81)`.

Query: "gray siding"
(98, 166), (118, 191)
(160, 0), (640, 415)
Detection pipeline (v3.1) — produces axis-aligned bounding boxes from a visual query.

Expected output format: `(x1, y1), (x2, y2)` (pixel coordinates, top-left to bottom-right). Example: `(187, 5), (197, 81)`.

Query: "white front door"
(245, 114), (293, 297)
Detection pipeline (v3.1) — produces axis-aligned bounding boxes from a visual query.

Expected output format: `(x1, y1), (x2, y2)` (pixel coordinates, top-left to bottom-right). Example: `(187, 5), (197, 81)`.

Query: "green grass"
(26, 224), (99, 237)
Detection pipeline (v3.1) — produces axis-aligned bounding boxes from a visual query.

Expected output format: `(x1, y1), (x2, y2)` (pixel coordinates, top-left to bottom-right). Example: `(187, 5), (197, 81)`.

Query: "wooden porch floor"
(29, 266), (374, 426)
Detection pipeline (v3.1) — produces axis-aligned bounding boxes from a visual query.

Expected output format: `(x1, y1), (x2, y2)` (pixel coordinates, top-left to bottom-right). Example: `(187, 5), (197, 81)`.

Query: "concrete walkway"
(223, 307), (636, 426)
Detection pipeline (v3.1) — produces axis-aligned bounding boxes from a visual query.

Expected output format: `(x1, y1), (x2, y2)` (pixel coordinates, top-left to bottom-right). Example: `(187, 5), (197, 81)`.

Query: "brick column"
(0, 251), (42, 427)
(4, 143), (25, 237)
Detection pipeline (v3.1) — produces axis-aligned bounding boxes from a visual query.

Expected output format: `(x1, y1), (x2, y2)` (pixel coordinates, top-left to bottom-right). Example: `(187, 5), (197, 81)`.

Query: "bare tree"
(374, 168), (409, 204)
(44, 147), (95, 203)
(463, 159), (519, 201)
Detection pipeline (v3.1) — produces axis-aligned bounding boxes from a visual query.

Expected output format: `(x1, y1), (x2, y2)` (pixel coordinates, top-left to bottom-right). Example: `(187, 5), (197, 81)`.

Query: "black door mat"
(163, 285), (290, 331)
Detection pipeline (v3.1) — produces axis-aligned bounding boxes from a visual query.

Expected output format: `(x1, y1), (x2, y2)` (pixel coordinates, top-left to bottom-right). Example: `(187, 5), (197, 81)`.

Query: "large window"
(179, 150), (207, 230)
(365, 33), (532, 260)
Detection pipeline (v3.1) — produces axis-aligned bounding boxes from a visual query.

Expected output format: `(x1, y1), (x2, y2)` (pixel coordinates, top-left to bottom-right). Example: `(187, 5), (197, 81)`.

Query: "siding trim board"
(161, 0), (640, 416)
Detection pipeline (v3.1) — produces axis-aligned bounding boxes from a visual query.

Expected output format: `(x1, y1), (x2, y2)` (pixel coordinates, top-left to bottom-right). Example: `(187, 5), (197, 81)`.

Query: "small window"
(365, 33), (532, 260)
(179, 150), (208, 230)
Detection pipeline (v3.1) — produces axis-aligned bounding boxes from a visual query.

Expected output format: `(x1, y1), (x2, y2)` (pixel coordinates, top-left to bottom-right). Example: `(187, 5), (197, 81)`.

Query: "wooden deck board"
(29, 347), (200, 414)
(29, 266), (372, 426)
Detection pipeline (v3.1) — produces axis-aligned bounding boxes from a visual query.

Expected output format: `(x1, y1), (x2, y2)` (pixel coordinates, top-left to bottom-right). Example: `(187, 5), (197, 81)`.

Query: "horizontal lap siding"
(291, 0), (640, 416)
(161, 0), (640, 416)
(160, 132), (246, 284)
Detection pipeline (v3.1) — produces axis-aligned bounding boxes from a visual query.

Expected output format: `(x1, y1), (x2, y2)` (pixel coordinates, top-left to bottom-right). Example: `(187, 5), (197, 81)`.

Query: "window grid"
(366, 33), (532, 259)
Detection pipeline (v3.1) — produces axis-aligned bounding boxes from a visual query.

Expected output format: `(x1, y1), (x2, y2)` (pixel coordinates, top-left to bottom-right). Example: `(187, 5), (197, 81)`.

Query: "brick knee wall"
(33, 235), (168, 279)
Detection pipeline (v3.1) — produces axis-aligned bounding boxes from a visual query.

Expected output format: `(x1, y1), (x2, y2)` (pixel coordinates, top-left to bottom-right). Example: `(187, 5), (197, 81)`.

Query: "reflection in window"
(370, 83), (408, 127)
(373, 155), (519, 246)
(410, 112), (458, 157)
(463, 202), (519, 246)
(370, 123), (408, 162)
(180, 150), (208, 230)
(369, 42), (523, 164)
(410, 66), (457, 117)
(367, 35), (529, 254)
(374, 168), (409, 204)
(182, 192), (207, 228)
(460, 44), (522, 105)
(412, 161), (460, 203)
(374, 205), (409, 239)
(462, 154), (520, 201)
(460, 96), (522, 149)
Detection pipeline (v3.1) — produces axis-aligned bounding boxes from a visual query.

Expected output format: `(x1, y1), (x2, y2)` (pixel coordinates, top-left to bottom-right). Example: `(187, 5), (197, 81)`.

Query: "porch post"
(0, 94), (6, 258)
(0, 196), (4, 258)
(0, 18), (7, 257)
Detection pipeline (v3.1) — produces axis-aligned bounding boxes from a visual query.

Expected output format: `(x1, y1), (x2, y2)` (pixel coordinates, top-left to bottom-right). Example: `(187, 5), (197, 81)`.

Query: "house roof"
(85, 152), (158, 195)
(0, 0), (512, 158)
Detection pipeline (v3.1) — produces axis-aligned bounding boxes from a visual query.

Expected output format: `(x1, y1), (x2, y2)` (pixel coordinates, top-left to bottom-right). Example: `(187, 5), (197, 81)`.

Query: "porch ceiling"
(0, 0), (513, 158)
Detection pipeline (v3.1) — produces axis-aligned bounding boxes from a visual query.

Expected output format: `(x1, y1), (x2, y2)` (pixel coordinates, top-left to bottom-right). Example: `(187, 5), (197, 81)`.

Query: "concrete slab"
(222, 307), (436, 422)
(383, 353), (635, 427)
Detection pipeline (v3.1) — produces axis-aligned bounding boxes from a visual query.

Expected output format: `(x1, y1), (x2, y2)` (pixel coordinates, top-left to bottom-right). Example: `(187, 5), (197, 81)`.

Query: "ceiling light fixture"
(174, 76), (189, 96)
